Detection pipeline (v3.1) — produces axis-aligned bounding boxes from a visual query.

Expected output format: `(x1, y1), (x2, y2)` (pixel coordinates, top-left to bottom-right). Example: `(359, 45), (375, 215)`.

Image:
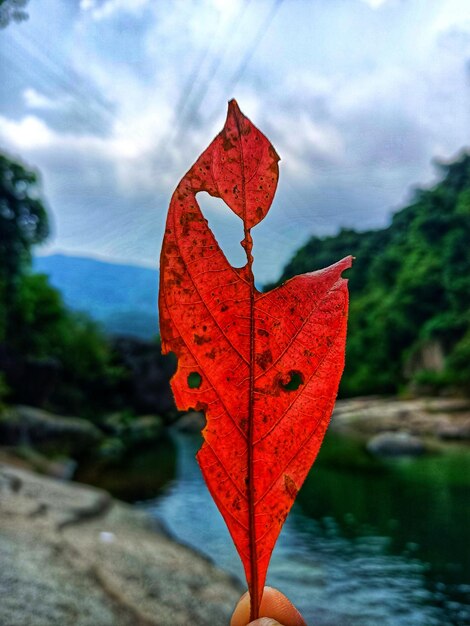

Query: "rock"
(0, 463), (241, 625)
(332, 397), (470, 445)
(174, 411), (206, 433)
(437, 420), (470, 440)
(366, 432), (426, 457)
(0, 446), (78, 479)
(404, 340), (445, 378)
(0, 405), (103, 457)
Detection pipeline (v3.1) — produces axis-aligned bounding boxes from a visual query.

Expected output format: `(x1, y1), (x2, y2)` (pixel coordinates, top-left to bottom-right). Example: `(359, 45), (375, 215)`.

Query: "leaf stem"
(234, 105), (259, 621)
(245, 228), (259, 622)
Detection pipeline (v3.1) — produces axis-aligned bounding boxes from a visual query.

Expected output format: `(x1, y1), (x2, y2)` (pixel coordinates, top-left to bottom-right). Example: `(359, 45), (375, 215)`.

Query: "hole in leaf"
(187, 371), (202, 389)
(281, 370), (304, 391)
(196, 191), (246, 268)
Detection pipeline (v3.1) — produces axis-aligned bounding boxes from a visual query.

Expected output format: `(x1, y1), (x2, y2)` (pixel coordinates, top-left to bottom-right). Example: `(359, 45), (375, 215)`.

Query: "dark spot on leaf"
(284, 474), (298, 499)
(187, 372), (202, 389)
(194, 334), (211, 345)
(223, 136), (234, 151)
(256, 349), (273, 370)
(257, 328), (268, 337)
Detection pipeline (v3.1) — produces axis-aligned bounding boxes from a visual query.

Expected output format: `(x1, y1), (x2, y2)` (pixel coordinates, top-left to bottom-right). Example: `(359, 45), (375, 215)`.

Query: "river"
(136, 431), (470, 626)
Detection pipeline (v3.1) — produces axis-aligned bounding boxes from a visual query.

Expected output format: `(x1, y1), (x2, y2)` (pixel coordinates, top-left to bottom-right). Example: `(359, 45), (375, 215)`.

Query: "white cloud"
(0, 103), (200, 198)
(80, 0), (151, 21)
(79, 0), (95, 10)
(273, 112), (345, 181)
(23, 88), (61, 110)
(0, 115), (55, 149)
(360, 0), (394, 8)
(3, 0), (470, 282)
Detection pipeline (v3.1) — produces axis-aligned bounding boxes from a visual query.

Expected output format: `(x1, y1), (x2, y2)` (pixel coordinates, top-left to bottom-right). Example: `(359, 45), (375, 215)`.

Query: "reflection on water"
(139, 431), (470, 626)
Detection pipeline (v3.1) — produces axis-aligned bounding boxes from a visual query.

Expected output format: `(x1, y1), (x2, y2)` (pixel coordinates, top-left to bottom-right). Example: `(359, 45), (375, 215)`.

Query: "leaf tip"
(337, 255), (354, 283)
(228, 98), (240, 113)
(226, 98), (244, 127)
(344, 254), (354, 269)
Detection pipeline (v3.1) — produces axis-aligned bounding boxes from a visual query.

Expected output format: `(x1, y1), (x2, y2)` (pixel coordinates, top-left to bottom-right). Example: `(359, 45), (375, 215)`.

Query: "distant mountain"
(33, 254), (159, 339)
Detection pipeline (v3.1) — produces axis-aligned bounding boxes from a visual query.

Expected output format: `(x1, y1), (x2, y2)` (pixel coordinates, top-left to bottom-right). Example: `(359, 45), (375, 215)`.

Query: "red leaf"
(159, 100), (352, 620)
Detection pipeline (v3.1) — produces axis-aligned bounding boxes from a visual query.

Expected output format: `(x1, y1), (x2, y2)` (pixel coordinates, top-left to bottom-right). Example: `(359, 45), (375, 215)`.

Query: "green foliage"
(50, 312), (123, 415)
(448, 327), (470, 393)
(0, 152), (122, 414)
(271, 152), (470, 396)
(5, 269), (122, 414)
(0, 372), (10, 411)
(0, 0), (29, 29)
(8, 272), (66, 356)
(0, 154), (49, 287)
(99, 412), (163, 461)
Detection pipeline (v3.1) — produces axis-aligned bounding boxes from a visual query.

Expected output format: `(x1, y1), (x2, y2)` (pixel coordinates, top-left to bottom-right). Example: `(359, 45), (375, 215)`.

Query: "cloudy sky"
(1, 0), (470, 283)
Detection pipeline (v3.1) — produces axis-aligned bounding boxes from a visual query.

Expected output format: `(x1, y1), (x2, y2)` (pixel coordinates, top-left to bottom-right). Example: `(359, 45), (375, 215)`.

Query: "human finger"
(230, 586), (306, 626)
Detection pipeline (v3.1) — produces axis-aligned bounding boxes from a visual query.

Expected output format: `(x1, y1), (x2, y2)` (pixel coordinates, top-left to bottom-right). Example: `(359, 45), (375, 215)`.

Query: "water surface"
(139, 431), (470, 626)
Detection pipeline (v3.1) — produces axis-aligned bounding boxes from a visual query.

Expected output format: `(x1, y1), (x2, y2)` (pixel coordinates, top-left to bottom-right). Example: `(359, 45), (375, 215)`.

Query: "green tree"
(0, 154), (49, 284)
(0, 152), (122, 414)
(0, 154), (49, 341)
(0, 0), (29, 28)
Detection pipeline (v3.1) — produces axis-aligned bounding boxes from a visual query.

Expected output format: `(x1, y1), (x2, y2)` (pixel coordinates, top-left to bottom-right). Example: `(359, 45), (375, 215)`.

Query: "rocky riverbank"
(0, 463), (242, 626)
(331, 396), (470, 455)
(176, 396), (470, 455)
(0, 404), (168, 479)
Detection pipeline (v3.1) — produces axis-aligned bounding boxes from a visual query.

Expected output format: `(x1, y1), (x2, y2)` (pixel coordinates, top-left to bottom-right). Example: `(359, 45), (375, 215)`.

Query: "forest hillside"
(267, 153), (470, 396)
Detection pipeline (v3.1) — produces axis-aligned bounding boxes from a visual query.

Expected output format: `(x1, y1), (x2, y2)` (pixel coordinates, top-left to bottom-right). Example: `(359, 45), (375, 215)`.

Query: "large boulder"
(332, 397), (470, 441)
(0, 405), (103, 457)
(437, 419), (470, 440)
(366, 431), (426, 457)
(0, 464), (242, 626)
(173, 411), (205, 433)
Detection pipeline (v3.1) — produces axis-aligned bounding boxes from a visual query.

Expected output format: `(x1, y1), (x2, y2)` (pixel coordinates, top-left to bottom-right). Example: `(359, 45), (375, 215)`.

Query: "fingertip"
(231, 587), (306, 626)
(260, 587), (306, 626)
(230, 591), (250, 626)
